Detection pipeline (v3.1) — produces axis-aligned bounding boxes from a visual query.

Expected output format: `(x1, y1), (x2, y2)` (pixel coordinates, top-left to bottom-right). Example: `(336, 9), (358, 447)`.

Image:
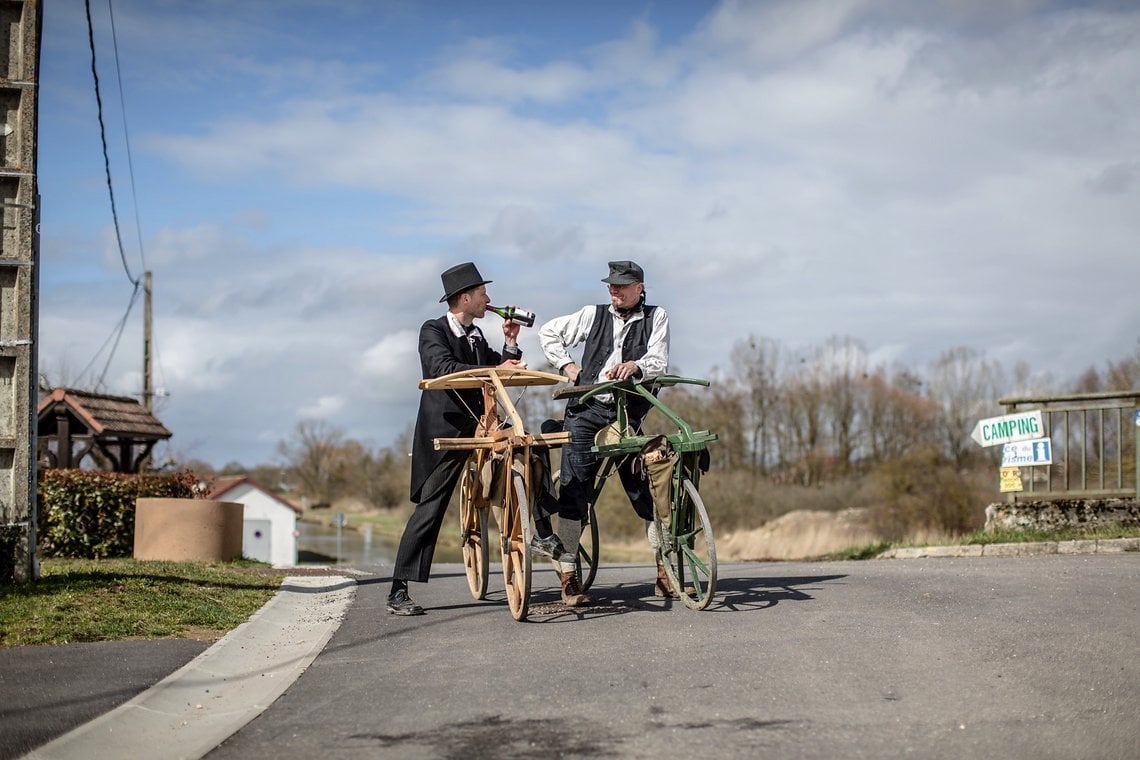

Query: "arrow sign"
(971, 410), (1044, 447)
(1001, 437), (1052, 466)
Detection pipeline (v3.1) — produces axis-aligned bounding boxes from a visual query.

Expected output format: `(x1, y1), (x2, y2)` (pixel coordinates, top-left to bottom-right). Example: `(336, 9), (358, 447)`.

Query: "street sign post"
(970, 410), (1044, 447)
(1001, 437), (1052, 466)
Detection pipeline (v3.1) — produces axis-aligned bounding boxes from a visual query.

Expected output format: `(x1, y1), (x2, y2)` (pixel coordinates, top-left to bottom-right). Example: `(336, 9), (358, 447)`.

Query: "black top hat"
(439, 262), (492, 302)
(601, 260), (644, 285)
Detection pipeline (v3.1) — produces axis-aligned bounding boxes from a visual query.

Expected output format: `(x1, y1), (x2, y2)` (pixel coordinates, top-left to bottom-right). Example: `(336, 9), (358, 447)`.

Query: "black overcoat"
(409, 316), (505, 502)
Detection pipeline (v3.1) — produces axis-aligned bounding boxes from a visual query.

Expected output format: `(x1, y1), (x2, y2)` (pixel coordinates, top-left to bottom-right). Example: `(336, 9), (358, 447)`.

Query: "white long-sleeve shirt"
(539, 304), (669, 382)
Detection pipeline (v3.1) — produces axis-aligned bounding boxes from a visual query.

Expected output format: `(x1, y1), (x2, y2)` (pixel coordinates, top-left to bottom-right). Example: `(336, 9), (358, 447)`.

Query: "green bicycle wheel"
(574, 502), (600, 591)
(656, 477), (717, 610)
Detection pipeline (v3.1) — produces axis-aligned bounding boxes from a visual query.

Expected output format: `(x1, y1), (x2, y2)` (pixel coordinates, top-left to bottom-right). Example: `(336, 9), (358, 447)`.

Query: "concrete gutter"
(22, 575), (356, 760)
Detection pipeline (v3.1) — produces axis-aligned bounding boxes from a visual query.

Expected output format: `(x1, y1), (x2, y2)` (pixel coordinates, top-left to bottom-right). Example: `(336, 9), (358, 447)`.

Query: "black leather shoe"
(386, 588), (425, 616)
(528, 533), (564, 559)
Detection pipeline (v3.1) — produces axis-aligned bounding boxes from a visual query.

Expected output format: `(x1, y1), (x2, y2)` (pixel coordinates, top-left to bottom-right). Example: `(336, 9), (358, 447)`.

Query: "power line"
(95, 282), (142, 391)
(78, 0), (166, 402)
(107, 0), (147, 274)
(74, 281), (141, 391)
(85, 0), (137, 287)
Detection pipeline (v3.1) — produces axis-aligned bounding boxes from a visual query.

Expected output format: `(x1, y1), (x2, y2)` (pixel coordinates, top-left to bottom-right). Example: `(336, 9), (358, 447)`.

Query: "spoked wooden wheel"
(655, 477), (717, 610)
(500, 469), (533, 621)
(459, 455), (489, 600)
(574, 502), (600, 591)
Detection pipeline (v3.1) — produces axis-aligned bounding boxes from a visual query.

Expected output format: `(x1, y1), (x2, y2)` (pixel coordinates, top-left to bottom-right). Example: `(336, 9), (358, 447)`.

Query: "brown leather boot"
(558, 570), (592, 607)
(655, 562), (679, 598)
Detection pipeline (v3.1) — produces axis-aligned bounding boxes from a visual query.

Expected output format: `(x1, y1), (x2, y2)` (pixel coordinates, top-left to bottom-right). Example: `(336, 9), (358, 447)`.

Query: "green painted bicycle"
(551, 375), (719, 610)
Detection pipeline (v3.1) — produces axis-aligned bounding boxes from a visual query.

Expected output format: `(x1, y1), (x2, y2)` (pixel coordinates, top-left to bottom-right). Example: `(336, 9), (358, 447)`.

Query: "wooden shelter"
(37, 388), (172, 473)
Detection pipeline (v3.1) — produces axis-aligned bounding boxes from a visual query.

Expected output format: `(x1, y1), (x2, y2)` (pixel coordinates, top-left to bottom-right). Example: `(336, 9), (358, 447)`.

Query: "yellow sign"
(999, 466), (1023, 493)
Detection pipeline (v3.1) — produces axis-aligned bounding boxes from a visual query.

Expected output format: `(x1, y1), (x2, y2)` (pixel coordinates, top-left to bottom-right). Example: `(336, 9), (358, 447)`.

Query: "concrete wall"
(133, 499), (244, 562)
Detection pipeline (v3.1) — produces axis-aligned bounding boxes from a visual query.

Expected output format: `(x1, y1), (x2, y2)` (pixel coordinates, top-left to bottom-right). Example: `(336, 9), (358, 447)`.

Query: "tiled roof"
(206, 475), (303, 515)
(37, 388), (172, 439)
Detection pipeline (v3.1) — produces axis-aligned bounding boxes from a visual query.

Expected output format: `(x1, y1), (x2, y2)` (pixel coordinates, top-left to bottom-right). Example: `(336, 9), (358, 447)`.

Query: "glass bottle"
(487, 305), (536, 327)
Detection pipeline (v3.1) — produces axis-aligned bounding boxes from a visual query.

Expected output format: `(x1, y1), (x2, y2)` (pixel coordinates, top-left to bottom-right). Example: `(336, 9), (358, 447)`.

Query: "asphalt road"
(205, 555), (1138, 760)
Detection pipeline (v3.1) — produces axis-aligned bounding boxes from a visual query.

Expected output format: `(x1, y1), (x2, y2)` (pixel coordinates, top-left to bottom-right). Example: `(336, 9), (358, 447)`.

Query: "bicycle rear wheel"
(500, 468), (532, 621)
(657, 477), (716, 610)
(574, 502), (599, 591)
(459, 455), (489, 600)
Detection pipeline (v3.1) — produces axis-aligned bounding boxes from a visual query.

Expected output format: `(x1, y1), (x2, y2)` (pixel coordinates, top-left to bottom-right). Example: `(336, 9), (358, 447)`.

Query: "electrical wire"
(73, 281), (141, 391)
(85, 0), (137, 287)
(106, 0), (147, 274)
(77, 0), (165, 400)
(95, 282), (142, 390)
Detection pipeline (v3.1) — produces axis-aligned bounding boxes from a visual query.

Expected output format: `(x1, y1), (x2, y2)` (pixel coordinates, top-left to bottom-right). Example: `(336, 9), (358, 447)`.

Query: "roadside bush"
(865, 447), (988, 540)
(37, 470), (199, 559)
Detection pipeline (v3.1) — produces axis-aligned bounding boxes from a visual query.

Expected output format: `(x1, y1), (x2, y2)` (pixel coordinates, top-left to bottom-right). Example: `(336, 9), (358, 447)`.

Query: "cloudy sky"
(38, 0), (1140, 468)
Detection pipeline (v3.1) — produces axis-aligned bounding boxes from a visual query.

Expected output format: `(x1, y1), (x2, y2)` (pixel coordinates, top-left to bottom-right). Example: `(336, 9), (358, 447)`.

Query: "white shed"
(207, 476), (301, 567)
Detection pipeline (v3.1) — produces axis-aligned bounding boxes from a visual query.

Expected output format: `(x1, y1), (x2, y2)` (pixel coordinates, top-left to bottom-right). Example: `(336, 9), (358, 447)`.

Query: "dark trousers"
(547, 401), (656, 523)
(392, 450), (467, 583)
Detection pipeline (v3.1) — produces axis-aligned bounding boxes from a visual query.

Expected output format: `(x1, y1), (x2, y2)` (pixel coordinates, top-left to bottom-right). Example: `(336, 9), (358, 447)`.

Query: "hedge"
(36, 469), (200, 559)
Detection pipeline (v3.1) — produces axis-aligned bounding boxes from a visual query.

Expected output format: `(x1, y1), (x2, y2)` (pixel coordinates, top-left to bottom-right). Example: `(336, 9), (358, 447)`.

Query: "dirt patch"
(178, 626), (225, 642)
(718, 508), (879, 561)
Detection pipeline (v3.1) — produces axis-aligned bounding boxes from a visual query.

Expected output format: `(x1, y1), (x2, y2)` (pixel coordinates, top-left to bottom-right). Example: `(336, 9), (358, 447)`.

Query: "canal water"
(296, 520), (464, 567)
(296, 521), (393, 566)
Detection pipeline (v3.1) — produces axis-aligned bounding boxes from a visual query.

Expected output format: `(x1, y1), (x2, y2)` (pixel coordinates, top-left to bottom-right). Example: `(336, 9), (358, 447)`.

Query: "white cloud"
(298, 395), (346, 419)
(37, 0), (1140, 467)
(361, 329), (418, 374)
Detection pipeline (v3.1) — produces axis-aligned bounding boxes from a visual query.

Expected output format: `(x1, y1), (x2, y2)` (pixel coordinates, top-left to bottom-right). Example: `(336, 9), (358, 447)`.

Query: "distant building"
(206, 476), (301, 567)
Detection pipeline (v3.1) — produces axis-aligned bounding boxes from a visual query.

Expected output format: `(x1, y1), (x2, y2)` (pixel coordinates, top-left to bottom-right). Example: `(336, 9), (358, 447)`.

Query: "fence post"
(1004, 401), (1018, 504)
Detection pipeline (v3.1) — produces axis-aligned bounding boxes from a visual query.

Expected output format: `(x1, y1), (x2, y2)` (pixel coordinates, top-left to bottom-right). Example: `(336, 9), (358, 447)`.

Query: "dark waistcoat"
(578, 304), (656, 418)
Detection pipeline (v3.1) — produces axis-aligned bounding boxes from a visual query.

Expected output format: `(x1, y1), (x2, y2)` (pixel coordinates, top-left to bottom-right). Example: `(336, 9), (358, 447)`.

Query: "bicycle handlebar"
(551, 374), (710, 403)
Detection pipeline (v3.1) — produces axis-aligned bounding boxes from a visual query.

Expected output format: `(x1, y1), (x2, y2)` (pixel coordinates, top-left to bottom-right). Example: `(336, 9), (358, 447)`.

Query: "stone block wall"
(985, 498), (1140, 532)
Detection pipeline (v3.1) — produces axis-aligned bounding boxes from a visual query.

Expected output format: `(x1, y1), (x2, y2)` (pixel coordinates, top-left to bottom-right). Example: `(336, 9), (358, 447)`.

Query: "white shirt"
(539, 304), (669, 382)
(446, 311), (481, 339)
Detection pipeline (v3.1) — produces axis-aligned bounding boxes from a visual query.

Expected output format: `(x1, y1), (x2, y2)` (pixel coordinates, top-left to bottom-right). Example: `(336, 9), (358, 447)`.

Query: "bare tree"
(277, 420), (348, 505)
(864, 367), (939, 461)
(1104, 339), (1140, 391)
(783, 351), (828, 485)
(730, 335), (785, 474)
(685, 368), (747, 471)
(925, 347), (1005, 467)
(816, 335), (868, 472)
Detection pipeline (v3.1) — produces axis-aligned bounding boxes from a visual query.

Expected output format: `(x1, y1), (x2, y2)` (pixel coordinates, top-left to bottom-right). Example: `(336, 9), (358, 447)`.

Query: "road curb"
(878, 537), (1140, 560)
(21, 575), (357, 760)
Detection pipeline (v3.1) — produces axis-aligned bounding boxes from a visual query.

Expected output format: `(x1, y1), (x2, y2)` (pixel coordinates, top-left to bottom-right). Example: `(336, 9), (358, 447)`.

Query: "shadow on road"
(711, 574), (848, 612)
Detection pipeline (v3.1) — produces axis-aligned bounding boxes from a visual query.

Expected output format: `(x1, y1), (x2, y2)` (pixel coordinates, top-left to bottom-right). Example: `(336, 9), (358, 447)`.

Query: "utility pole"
(1, 0), (41, 583)
(139, 269), (154, 472)
(143, 270), (152, 412)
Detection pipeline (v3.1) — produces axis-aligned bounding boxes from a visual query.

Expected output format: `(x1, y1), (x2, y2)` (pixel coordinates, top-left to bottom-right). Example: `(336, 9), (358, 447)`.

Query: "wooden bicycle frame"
(420, 367), (570, 620)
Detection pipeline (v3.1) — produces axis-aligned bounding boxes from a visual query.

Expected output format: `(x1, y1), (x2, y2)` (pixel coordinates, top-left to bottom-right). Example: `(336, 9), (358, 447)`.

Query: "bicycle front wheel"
(500, 468), (532, 621)
(657, 477), (717, 610)
(458, 455), (489, 600)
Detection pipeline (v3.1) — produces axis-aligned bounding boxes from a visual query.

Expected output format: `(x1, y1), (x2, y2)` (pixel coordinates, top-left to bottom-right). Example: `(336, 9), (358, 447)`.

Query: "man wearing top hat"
(535, 260), (674, 607)
(387, 262), (524, 615)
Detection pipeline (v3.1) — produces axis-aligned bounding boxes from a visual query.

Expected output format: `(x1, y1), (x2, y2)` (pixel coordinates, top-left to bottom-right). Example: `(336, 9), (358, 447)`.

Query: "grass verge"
(0, 558), (281, 648)
(821, 525), (1140, 562)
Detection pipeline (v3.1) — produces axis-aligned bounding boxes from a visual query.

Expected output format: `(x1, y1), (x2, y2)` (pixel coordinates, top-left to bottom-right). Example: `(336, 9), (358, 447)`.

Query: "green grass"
(958, 525), (1140, 545)
(820, 525), (1140, 562)
(0, 558), (281, 648)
